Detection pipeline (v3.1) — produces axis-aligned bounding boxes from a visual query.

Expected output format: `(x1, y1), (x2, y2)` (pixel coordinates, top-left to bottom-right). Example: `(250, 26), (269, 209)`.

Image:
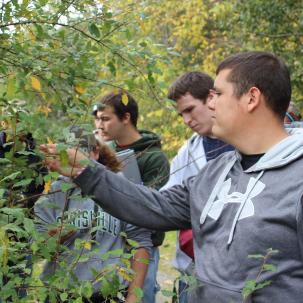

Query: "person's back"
(92, 91), (170, 302)
(35, 133), (152, 302)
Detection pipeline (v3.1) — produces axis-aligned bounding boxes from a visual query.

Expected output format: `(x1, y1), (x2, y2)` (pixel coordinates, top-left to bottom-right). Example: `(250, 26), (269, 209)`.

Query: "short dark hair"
(168, 72), (214, 104)
(216, 51), (291, 120)
(93, 91), (139, 127)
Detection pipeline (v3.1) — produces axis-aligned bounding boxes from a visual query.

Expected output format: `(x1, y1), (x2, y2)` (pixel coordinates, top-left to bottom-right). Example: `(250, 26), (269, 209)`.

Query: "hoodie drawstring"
(200, 157), (237, 225)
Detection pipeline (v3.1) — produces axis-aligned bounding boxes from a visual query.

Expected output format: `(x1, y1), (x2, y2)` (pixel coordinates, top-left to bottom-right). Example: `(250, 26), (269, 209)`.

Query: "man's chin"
(196, 127), (212, 137)
(211, 126), (221, 138)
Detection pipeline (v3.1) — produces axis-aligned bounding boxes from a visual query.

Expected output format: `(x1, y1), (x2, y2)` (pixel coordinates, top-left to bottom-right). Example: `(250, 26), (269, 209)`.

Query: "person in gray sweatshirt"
(35, 133), (152, 303)
(41, 51), (303, 303)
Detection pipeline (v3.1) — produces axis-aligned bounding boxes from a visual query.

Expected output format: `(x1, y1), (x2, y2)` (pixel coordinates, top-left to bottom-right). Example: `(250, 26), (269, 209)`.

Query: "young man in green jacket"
(93, 91), (170, 303)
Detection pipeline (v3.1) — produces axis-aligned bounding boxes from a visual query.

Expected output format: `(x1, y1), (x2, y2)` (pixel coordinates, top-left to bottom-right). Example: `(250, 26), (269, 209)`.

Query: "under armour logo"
(208, 177), (265, 221)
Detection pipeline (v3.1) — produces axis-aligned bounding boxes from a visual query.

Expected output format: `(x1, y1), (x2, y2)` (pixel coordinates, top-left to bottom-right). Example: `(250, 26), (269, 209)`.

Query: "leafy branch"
(242, 248), (279, 302)
(0, 19), (162, 104)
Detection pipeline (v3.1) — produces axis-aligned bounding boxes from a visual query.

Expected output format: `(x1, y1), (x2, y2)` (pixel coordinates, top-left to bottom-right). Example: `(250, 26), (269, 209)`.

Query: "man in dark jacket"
(92, 90), (170, 303)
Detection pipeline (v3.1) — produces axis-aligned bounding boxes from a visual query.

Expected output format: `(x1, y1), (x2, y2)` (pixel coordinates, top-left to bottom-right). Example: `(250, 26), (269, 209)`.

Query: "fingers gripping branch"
(40, 144), (88, 177)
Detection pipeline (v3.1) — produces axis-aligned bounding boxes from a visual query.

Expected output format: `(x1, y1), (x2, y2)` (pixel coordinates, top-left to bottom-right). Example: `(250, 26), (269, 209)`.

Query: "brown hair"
(93, 90), (139, 127)
(216, 51), (291, 120)
(168, 72), (214, 103)
(70, 126), (121, 173)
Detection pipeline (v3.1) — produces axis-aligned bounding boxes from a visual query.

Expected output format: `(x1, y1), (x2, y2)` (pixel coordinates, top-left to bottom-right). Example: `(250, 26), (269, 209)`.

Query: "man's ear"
(206, 91), (215, 103)
(122, 112), (131, 124)
(247, 86), (262, 112)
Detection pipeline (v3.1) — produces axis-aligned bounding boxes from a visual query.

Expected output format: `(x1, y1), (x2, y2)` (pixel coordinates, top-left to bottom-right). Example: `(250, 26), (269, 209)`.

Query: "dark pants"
(83, 293), (124, 303)
(46, 293), (124, 303)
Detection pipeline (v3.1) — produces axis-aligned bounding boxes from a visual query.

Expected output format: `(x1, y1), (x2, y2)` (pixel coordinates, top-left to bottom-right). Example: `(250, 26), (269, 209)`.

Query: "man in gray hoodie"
(42, 51), (303, 303)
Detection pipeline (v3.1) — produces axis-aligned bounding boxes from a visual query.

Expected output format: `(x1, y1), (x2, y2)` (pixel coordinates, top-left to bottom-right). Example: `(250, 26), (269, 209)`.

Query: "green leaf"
(133, 287), (143, 299)
(120, 231), (127, 238)
(60, 182), (74, 192)
(126, 239), (139, 248)
(0, 158), (11, 164)
(23, 218), (34, 233)
(60, 292), (68, 301)
(0, 171), (21, 183)
(89, 23), (100, 38)
(267, 248), (279, 255)
(263, 264), (277, 272)
(13, 178), (33, 188)
(136, 256), (149, 265)
(81, 281), (93, 298)
(0, 189), (5, 198)
(107, 61), (116, 76)
(21, 0), (29, 8)
(100, 278), (112, 298)
(255, 280), (272, 291)
(59, 150), (69, 167)
(38, 0), (48, 6)
(34, 24), (44, 38)
(242, 279), (257, 298)
(248, 254), (264, 259)
(44, 172), (59, 182)
(17, 150), (36, 156)
(31, 241), (39, 254)
(161, 289), (176, 297)
(7, 76), (16, 98)
(108, 248), (123, 256)
(0, 207), (24, 220)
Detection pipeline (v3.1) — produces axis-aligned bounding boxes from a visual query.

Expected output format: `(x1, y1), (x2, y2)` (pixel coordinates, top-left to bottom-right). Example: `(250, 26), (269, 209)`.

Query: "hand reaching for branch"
(40, 144), (89, 177)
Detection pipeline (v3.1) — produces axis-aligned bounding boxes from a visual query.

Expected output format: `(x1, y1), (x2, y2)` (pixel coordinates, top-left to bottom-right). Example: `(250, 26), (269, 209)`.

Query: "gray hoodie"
(74, 128), (303, 302)
(34, 177), (152, 292)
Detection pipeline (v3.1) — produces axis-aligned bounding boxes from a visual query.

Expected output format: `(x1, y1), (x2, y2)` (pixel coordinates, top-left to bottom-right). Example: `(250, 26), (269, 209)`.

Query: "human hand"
(40, 144), (89, 177)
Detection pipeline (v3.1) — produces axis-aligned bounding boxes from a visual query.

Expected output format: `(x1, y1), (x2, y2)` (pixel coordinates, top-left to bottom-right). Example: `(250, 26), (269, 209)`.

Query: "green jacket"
(109, 129), (170, 246)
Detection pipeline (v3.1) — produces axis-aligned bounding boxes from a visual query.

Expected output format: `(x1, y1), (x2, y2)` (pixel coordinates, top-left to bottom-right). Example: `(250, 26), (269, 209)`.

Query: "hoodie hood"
(115, 129), (162, 153)
(245, 128), (303, 172)
(200, 128), (303, 245)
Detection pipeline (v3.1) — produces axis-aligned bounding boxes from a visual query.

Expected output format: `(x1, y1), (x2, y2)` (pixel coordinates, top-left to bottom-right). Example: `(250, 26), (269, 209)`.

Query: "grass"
(157, 231), (179, 302)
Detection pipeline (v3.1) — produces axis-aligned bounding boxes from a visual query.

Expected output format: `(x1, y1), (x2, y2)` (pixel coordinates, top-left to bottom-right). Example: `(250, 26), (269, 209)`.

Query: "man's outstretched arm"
(74, 162), (191, 231)
(40, 144), (191, 231)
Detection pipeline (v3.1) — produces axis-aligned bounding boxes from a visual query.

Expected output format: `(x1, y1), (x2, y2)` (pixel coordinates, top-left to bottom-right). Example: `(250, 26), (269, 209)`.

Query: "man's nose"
(208, 94), (216, 111)
(95, 119), (102, 129)
(183, 114), (192, 126)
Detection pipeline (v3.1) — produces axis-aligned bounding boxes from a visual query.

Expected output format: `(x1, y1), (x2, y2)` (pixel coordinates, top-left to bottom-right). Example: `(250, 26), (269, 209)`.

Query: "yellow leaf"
(0, 228), (9, 267)
(1, 120), (8, 129)
(83, 241), (92, 250)
(121, 93), (129, 106)
(44, 180), (52, 193)
(117, 266), (133, 282)
(31, 75), (42, 92)
(139, 20), (146, 32)
(47, 137), (54, 144)
(39, 92), (46, 100)
(37, 105), (52, 117)
(49, 97), (56, 104)
(28, 31), (36, 42)
(7, 74), (15, 97)
(75, 85), (86, 95)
